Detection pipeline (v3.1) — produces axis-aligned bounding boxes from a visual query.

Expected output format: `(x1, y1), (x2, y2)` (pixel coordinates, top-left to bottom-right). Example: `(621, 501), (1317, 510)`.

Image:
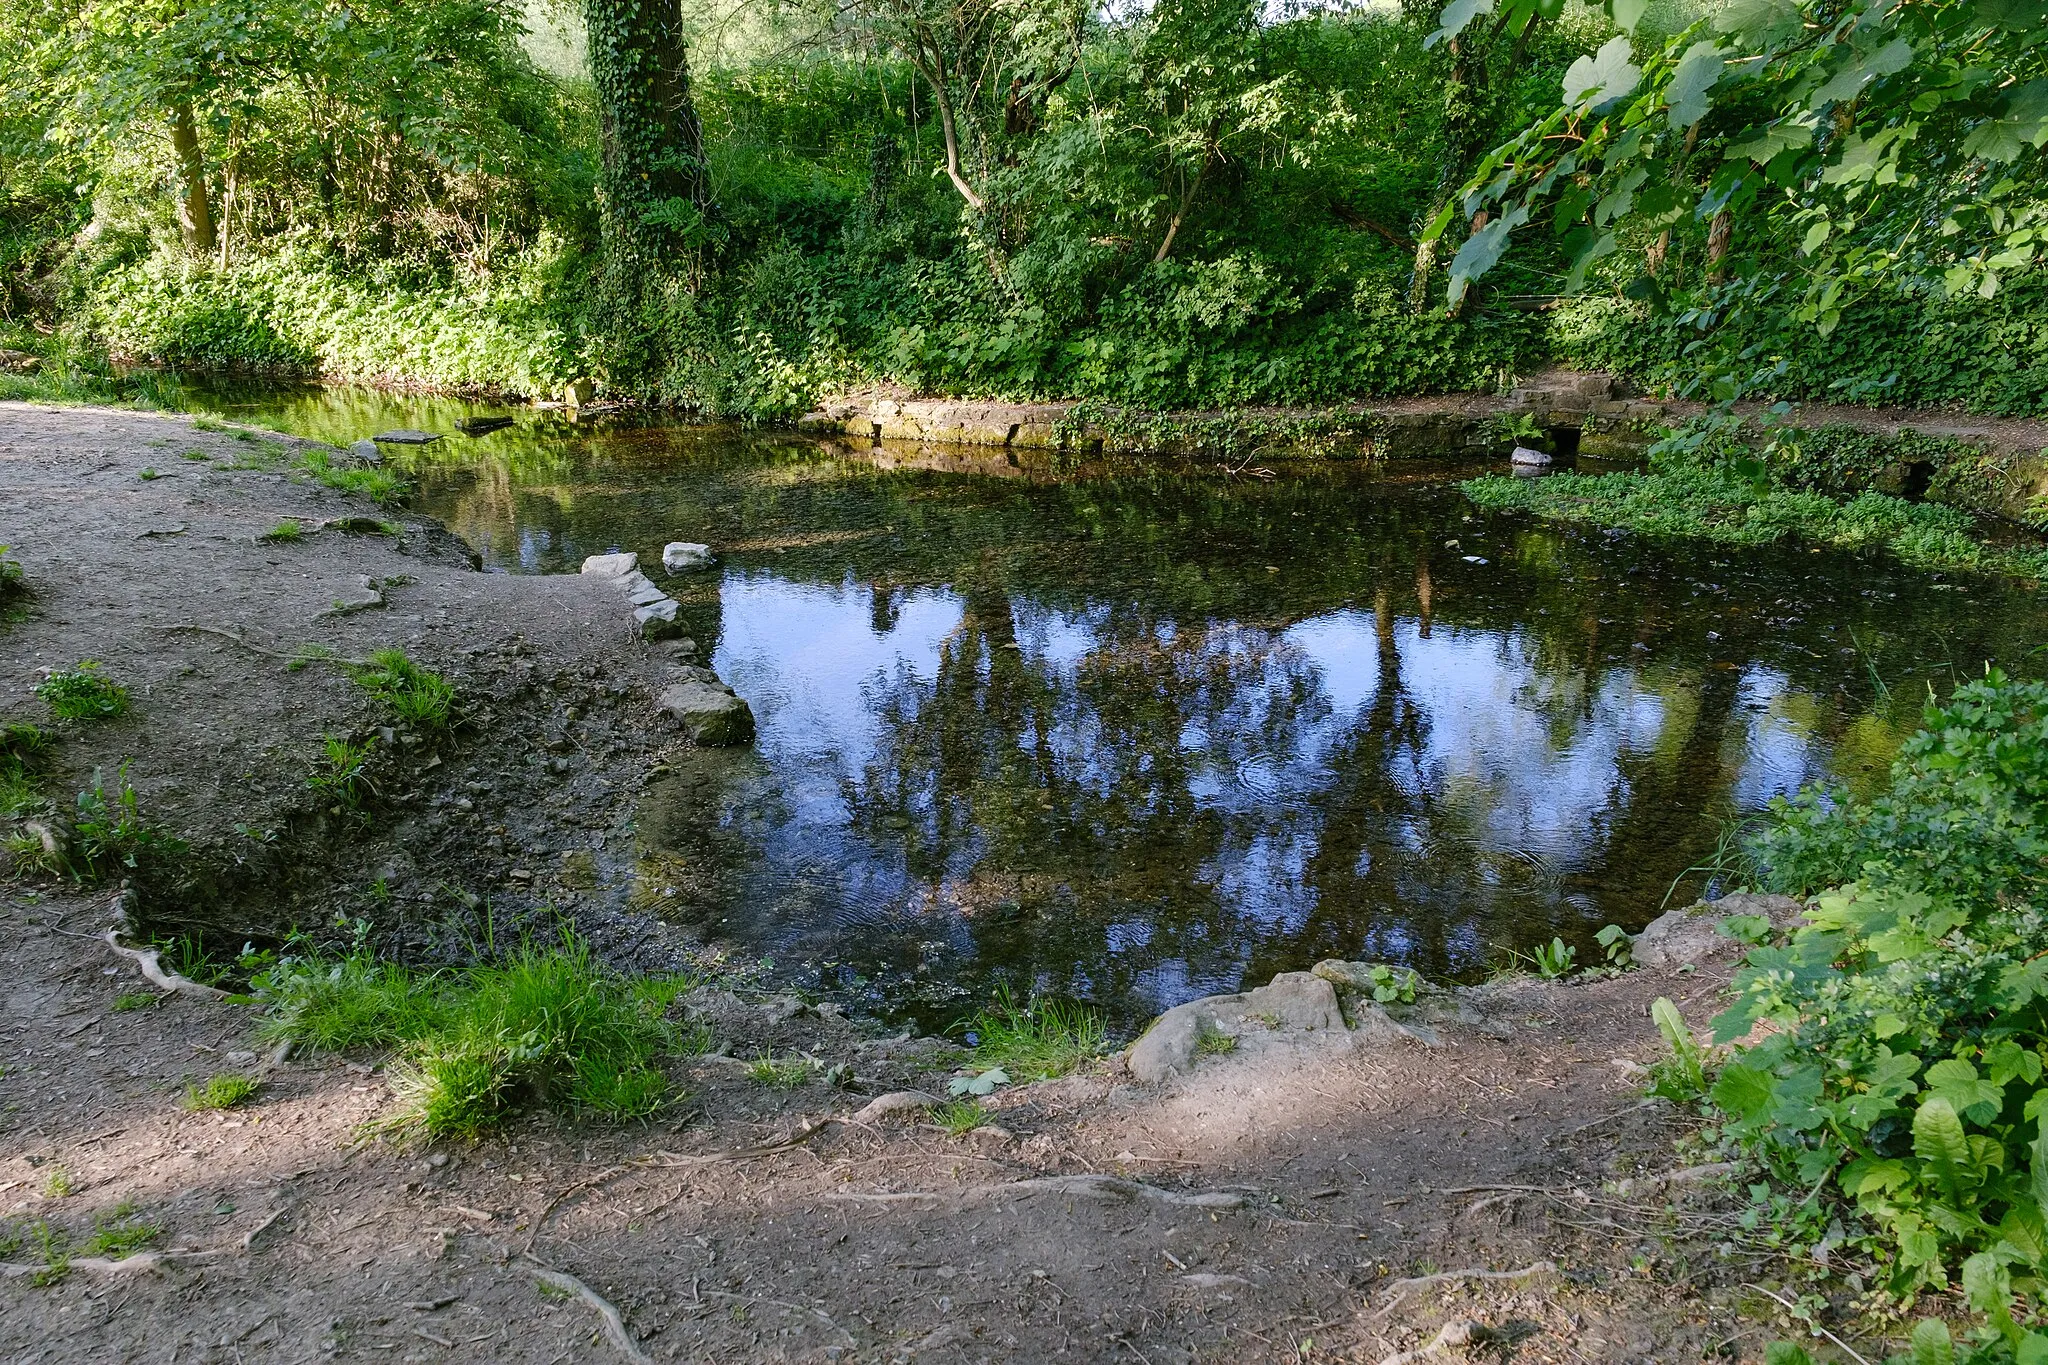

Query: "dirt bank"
(0, 401), (1857, 1363)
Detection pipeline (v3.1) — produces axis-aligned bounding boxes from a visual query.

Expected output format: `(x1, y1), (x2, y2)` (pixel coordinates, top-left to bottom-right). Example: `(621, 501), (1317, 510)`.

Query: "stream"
(163, 377), (2048, 1030)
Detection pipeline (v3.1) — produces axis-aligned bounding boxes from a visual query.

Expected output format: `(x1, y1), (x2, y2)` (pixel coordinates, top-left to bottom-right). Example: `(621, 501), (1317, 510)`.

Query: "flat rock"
(1634, 891), (1804, 968)
(634, 598), (685, 640)
(346, 439), (382, 466)
(657, 679), (755, 746)
(1128, 972), (1345, 1084)
(580, 551), (638, 578)
(455, 416), (513, 436)
(1510, 445), (1553, 466)
(663, 542), (717, 572)
(370, 429), (441, 445)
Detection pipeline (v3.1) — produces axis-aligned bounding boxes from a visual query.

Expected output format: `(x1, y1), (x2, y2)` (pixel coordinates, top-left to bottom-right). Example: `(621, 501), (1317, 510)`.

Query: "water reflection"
(161, 378), (2046, 1029)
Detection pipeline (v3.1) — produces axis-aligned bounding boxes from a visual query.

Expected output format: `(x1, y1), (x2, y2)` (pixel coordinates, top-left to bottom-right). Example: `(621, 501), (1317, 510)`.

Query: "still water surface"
(169, 380), (2047, 1029)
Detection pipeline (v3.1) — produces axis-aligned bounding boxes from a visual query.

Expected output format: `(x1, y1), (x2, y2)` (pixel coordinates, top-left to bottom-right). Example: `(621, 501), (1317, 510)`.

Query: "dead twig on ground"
(1745, 1283), (1874, 1365)
(655, 1117), (838, 1165)
(825, 1173), (1250, 1211)
(520, 1258), (652, 1365)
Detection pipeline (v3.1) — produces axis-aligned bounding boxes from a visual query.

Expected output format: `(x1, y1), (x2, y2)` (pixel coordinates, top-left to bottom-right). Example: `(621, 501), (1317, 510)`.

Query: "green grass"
(35, 661), (128, 721)
(962, 988), (1106, 1081)
(180, 449), (210, 462)
(308, 733), (375, 808)
(300, 448), (410, 505)
(41, 1167), (74, 1198)
(929, 1098), (988, 1135)
(0, 721), (49, 818)
(182, 1074), (262, 1111)
(1194, 1022), (1238, 1056)
(1462, 467), (2048, 581)
(348, 649), (455, 731)
(746, 1053), (813, 1090)
(111, 991), (163, 1012)
(84, 1202), (164, 1260)
(259, 518), (305, 543)
(257, 933), (699, 1141)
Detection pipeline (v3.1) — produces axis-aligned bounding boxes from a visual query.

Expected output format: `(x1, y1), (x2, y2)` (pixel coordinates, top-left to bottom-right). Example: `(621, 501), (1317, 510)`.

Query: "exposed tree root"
(100, 929), (228, 1001)
(825, 1173), (1250, 1211)
(521, 1258), (652, 1364)
(1, 1249), (224, 1278)
(849, 1090), (940, 1124)
(1372, 1261), (1556, 1317)
(654, 1116), (839, 1164)
(1375, 1319), (1492, 1365)
(152, 623), (372, 669)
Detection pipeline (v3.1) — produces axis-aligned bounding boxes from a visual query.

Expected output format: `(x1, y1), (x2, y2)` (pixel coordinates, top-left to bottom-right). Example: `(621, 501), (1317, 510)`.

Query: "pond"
(166, 378), (2048, 1031)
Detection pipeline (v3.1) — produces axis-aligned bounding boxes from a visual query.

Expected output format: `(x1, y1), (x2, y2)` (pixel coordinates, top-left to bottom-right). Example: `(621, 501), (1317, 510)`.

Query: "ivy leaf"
(1913, 1095), (1978, 1204)
(1666, 41), (1725, 129)
(1563, 36), (1640, 111)
(1764, 1345), (1817, 1365)
(1925, 1058), (2003, 1124)
(1964, 79), (2048, 163)
(1427, 0), (1495, 50)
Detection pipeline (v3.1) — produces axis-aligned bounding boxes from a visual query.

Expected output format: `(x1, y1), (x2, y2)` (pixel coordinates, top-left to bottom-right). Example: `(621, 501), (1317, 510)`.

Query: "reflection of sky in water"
(713, 574), (1831, 980)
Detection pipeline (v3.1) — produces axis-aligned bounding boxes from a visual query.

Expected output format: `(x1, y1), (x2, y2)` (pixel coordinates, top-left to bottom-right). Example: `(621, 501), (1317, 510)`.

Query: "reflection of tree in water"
(846, 572), (1330, 1006)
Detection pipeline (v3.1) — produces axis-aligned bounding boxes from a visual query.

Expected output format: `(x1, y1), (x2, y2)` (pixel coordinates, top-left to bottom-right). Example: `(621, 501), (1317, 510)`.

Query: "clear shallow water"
(167, 377), (2048, 1029)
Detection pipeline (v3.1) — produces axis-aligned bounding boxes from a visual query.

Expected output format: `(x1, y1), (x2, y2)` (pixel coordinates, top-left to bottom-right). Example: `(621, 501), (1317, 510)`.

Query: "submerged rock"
(657, 678), (755, 746)
(346, 439), (383, 466)
(1633, 891), (1804, 968)
(663, 541), (717, 572)
(370, 429), (441, 445)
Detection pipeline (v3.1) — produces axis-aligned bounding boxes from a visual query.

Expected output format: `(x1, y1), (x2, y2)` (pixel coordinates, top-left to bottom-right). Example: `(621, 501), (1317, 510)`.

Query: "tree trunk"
(583, 0), (711, 276)
(170, 101), (215, 255)
(1705, 211), (1731, 283)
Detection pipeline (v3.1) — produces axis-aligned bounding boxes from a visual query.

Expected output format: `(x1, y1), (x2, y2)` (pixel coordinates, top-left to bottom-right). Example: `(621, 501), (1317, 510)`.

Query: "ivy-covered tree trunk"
(582, 0), (709, 282)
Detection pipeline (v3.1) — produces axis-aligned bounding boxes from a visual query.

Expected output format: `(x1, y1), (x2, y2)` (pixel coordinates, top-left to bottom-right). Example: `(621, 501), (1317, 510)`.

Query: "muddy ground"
(1, 402), (1866, 1363)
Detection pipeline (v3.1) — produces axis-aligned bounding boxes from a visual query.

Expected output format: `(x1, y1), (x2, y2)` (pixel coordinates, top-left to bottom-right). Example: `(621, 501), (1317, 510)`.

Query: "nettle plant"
(1706, 673), (2048, 1351)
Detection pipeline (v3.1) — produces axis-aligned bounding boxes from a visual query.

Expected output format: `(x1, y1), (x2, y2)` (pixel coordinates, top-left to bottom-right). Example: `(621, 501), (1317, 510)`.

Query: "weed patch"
(36, 661), (128, 721)
(257, 934), (697, 1141)
(962, 988), (1104, 1081)
(84, 1203), (163, 1259)
(307, 733), (375, 809)
(70, 763), (185, 882)
(930, 1098), (988, 1135)
(747, 1053), (813, 1090)
(300, 448), (410, 505)
(111, 991), (162, 1012)
(259, 518), (304, 543)
(0, 721), (49, 818)
(181, 1074), (261, 1111)
(347, 649), (455, 731)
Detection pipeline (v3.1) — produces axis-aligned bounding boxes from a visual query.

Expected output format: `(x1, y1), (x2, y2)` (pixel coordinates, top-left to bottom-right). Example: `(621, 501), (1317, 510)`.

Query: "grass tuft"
(746, 1053), (813, 1090)
(84, 1202), (164, 1260)
(70, 763), (185, 882)
(929, 1098), (988, 1135)
(300, 448), (410, 505)
(962, 988), (1105, 1081)
(308, 733), (375, 808)
(259, 518), (305, 543)
(112, 991), (163, 1012)
(348, 649), (455, 731)
(182, 1074), (262, 1111)
(36, 661), (128, 721)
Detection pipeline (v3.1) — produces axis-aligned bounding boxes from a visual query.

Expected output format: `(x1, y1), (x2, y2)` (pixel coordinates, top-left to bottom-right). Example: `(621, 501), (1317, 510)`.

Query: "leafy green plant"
(746, 1053), (813, 1090)
(111, 991), (162, 1012)
(1595, 924), (1634, 970)
(1698, 673), (2048, 1357)
(1645, 997), (1707, 1105)
(1194, 1021), (1238, 1056)
(24, 1221), (68, 1287)
(1529, 937), (1576, 980)
(961, 987), (1105, 1081)
(36, 661), (128, 721)
(71, 763), (184, 881)
(0, 721), (49, 818)
(181, 1073), (261, 1111)
(41, 1167), (73, 1198)
(300, 449), (409, 505)
(1355, 963), (1420, 1004)
(259, 518), (304, 543)
(946, 1066), (1010, 1098)
(930, 1098), (988, 1135)
(307, 733), (375, 809)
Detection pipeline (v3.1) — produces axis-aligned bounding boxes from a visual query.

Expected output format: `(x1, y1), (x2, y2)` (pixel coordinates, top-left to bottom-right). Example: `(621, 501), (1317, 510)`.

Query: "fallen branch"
(1745, 1282), (1874, 1365)
(1373, 1261), (1556, 1317)
(101, 930), (228, 1001)
(655, 1116), (838, 1165)
(1375, 1320), (1492, 1365)
(521, 1259), (652, 1365)
(153, 624), (371, 669)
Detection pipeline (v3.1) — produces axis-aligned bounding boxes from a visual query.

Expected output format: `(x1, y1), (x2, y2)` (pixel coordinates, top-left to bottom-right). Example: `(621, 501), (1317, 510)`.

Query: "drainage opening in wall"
(1545, 426), (1582, 458)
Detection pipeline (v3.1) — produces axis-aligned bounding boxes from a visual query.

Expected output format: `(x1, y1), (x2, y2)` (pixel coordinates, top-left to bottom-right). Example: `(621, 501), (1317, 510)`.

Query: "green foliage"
(1529, 936), (1576, 979)
(963, 988), (1105, 1080)
(307, 733), (375, 809)
(299, 448), (410, 505)
(0, 721), (49, 818)
(36, 661), (128, 721)
(84, 1203), (164, 1260)
(746, 1053), (814, 1090)
(930, 1098), (989, 1135)
(1646, 997), (1707, 1103)
(258, 933), (694, 1140)
(1706, 674), (2048, 1357)
(1595, 923), (1634, 969)
(181, 1073), (261, 1111)
(347, 649), (455, 731)
(0, 545), (23, 604)
(259, 518), (303, 543)
(71, 763), (184, 882)
(1355, 963), (1421, 1004)
(110, 991), (162, 1012)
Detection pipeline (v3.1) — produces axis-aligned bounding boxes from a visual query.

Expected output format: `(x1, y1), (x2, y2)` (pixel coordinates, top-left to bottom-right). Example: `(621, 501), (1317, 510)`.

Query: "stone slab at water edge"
(370, 429), (440, 444)
(657, 672), (755, 747)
